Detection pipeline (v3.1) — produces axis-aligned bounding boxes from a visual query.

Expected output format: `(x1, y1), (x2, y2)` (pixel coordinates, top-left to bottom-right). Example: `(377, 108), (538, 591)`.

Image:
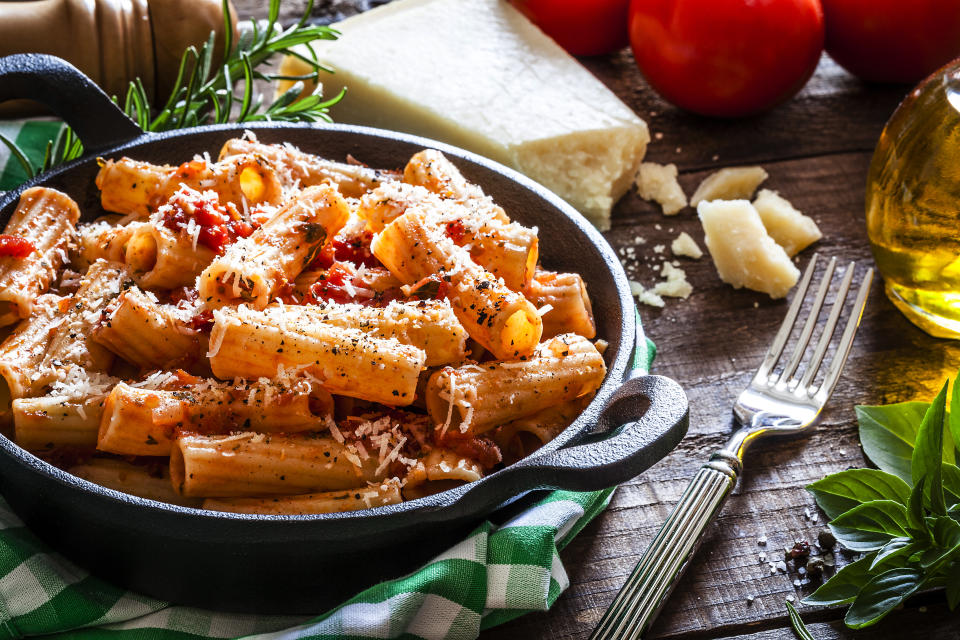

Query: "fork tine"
(756, 254), (819, 379)
(798, 261), (856, 390)
(816, 267), (874, 400)
(777, 256), (837, 385)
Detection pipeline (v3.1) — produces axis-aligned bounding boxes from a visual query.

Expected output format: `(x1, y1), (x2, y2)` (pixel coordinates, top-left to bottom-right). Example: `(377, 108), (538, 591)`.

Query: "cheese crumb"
(690, 166), (768, 206)
(752, 189), (822, 257)
(629, 280), (665, 308)
(671, 231), (703, 259)
(635, 162), (687, 215)
(653, 262), (693, 299)
(698, 199), (800, 299)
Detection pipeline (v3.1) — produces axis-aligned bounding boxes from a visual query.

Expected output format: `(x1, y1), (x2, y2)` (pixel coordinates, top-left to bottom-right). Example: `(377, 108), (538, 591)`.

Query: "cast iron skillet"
(0, 54), (688, 613)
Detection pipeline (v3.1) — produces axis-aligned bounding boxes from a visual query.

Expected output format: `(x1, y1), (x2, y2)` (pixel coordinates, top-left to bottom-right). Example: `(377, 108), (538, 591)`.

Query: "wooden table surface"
(243, 2), (960, 637)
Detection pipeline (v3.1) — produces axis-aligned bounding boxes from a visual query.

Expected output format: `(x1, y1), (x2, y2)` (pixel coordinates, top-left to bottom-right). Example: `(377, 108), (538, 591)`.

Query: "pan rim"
(0, 121), (638, 523)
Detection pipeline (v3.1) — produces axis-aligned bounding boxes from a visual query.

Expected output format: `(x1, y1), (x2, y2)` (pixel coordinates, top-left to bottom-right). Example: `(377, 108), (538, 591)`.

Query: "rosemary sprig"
(1, 0), (341, 180)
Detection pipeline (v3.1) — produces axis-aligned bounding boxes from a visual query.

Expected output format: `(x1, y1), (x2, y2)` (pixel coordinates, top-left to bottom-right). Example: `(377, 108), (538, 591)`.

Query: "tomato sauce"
(444, 219), (466, 244)
(308, 230), (381, 270)
(0, 234), (36, 258)
(162, 190), (254, 255)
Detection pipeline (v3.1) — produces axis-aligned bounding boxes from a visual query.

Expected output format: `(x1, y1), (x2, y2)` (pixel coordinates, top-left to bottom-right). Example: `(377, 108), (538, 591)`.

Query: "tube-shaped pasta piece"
(91, 287), (202, 369)
(198, 184), (350, 309)
(72, 219), (138, 271)
(526, 270), (596, 339)
(170, 432), (387, 497)
(403, 150), (497, 209)
(425, 333), (606, 436)
(36, 261), (129, 388)
(67, 458), (201, 507)
(208, 305), (426, 405)
(372, 209), (541, 359)
(218, 137), (399, 198)
(285, 299), (466, 366)
(125, 223), (216, 289)
(0, 187), (79, 325)
(95, 154), (284, 217)
(202, 478), (403, 514)
(13, 394), (106, 450)
(0, 294), (63, 400)
(402, 448), (485, 499)
(97, 377), (334, 456)
(358, 183), (537, 290)
(492, 395), (592, 463)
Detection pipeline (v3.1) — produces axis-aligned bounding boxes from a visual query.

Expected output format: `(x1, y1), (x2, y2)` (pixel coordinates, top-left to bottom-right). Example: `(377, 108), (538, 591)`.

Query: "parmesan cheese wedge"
(277, 0), (649, 230)
(697, 199), (800, 299)
(752, 189), (822, 257)
(690, 167), (768, 206)
(636, 162), (687, 215)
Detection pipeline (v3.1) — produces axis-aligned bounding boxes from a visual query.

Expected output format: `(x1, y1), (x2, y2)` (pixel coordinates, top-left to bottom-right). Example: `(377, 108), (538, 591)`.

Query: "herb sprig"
(799, 370), (960, 629)
(0, 0), (340, 180)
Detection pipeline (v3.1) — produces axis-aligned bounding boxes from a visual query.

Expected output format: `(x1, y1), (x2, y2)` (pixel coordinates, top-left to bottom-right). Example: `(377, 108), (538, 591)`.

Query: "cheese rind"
(752, 189), (822, 257)
(697, 199), (800, 299)
(278, 0), (649, 230)
(691, 167), (768, 206)
(636, 162), (687, 215)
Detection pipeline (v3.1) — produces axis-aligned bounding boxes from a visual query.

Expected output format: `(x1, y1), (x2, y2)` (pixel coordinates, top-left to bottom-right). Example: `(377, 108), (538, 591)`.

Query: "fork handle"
(590, 450), (742, 640)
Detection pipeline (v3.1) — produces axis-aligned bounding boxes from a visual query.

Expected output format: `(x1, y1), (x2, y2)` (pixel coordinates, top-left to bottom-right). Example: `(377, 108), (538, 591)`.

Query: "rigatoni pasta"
(95, 154), (284, 218)
(198, 184), (350, 309)
(0, 187), (79, 326)
(0, 143), (608, 515)
(219, 135), (399, 198)
(372, 208), (542, 359)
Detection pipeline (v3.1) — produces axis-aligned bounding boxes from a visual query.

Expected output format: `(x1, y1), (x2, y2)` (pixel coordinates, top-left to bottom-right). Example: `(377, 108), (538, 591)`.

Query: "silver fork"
(590, 255), (873, 640)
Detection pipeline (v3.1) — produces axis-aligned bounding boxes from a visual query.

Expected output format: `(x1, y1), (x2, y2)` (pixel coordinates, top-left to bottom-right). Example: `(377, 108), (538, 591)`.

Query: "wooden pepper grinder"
(0, 0), (237, 112)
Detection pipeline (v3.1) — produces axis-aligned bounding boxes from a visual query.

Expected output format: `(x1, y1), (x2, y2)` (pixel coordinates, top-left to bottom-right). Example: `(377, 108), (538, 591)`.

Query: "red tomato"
(822, 0), (960, 84)
(511, 0), (630, 56)
(628, 0), (825, 117)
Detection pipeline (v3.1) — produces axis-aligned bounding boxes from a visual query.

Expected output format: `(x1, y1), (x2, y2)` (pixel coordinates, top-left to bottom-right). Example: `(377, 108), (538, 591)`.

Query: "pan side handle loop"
(452, 375), (689, 517)
(0, 54), (144, 153)
(522, 375), (690, 490)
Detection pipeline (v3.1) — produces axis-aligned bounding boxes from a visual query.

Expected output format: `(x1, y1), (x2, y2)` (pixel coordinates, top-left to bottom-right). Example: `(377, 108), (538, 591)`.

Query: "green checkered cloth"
(0, 118), (655, 640)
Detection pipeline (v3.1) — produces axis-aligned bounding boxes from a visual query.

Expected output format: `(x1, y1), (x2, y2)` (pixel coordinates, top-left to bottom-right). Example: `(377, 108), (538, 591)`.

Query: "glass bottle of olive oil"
(866, 59), (960, 339)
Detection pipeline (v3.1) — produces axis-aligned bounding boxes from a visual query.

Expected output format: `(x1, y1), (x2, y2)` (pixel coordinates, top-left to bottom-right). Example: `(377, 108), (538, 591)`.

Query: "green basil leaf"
(803, 554), (876, 606)
(870, 537), (917, 570)
(786, 601), (815, 640)
(907, 476), (930, 538)
(950, 370), (960, 457)
(932, 515), (960, 548)
(857, 402), (931, 482)
(830, 501), (910, 552)
(912, 381), (949, 514)
(943, 463), (960, 508)
(807, 469), (911, 520)
(844, 567), (923, 628)
(915, 517), (960, 573)
(947, 569), (960, 610)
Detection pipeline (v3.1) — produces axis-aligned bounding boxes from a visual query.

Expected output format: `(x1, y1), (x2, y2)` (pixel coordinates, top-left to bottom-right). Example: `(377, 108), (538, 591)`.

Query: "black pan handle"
(0, 54), (144, 153)
(515, 375), (689, 490)
(454, 375), (688, 514)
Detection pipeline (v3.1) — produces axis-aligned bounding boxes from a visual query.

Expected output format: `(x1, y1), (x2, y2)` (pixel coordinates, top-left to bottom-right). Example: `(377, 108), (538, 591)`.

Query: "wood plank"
(589, 53), (907, 171)
(483, 150), (960, 639)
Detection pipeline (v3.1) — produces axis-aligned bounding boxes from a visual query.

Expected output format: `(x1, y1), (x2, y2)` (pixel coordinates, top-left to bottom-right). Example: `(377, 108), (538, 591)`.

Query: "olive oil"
(866, 59), (960, 339)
